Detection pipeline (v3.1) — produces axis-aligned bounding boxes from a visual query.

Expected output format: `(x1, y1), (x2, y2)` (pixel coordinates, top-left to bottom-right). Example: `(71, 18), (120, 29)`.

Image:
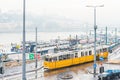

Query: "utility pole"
(100, 29), (102, 45)
(105, 27), (107, 45)
(115, 28), (117, 44)
(86, 5), (104, 77)
(69, 35), (71, 47)
(22, 0), (26, 80)
(35, 27), (38, 79)
(76, 35), (78, 47)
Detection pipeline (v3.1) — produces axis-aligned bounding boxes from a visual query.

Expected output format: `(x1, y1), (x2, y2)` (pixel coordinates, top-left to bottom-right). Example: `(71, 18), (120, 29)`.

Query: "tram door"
(72, 52), (79, 65)
(56, 55), (63, 68)
(47, 57), (56, 69)
(88, 50), (93, 61)
(102, 48), (108, 58)
(80, 51), (85, 63)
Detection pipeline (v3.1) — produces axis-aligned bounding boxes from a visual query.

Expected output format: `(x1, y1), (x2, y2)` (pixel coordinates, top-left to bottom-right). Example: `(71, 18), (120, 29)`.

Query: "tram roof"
(45, 51), (73, 57)
(45, 45), (109, 58)
(96, 45), (109, 49)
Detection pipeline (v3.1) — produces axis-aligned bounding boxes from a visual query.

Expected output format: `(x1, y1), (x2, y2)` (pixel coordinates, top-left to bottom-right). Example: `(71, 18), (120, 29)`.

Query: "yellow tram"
(44, 45), (109, 70)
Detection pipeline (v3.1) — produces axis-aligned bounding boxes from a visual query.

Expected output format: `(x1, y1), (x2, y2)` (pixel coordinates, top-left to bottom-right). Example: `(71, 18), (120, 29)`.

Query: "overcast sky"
(0, 0), (120, 28)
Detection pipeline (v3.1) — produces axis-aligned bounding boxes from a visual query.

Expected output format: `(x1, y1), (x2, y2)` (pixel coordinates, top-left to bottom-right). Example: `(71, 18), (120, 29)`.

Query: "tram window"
(85, 51), (87, 56)
(53, 57), (57, 61)
(59, 55), (63, 60)
(103, 48), (107, 52)
(49, 58), (52, 62)
(89, 51), (92, 55)
(103, 48), (104, 52)
(63, 55), (67, 60)
(70, 54), (74, 58)
(105, 48), (107, 52)
(75, 53), (78, 58)
(105, 48), (107, 51)
(45, 57), (49, 61)
(67, 54), (70, 59)
(100, 49), (102, 52)
(81, 52), (84, 56)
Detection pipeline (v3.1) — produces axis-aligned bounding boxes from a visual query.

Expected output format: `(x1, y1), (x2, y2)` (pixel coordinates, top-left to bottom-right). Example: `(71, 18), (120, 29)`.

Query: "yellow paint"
(103, 52), (108, 58)
(99, 52), (108, 59)
(55, 59), (72, 68)
(72, 57), (80, 65)
(44, 61), (49, 69)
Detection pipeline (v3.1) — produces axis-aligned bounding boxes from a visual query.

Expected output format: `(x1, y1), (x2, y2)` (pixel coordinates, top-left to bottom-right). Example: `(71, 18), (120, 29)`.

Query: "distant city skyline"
(0, 0), (120, 32)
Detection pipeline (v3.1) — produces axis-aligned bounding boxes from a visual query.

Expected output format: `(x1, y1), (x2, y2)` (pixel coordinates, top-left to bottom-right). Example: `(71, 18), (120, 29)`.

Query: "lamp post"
(115, 28), (117, 44)
(35, 27), (38, 79)
(86, 5), (104, 77)
(106, 27), (107, 45)
(22, 0), (26, 80)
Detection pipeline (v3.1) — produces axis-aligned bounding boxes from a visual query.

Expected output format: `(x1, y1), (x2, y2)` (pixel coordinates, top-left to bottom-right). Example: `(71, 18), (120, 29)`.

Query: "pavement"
(0, 60), (44, 80)
(0, 61), (120, 80)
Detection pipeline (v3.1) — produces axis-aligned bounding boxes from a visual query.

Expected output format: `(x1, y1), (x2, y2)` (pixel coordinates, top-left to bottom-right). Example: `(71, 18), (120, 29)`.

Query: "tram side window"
(45, 57), (49, 61)
(67, 54), (70, 59)
(59, 55), (63, 61)
(49, 58), (52, 62)
(106, 48), (108, 52)
(100, 49), (102, 53)
(81, 52), (84, 56)
(85, 51), (87, 56)
(89, 51), (92, 55)
(70, 54), (74, 58)
(63, 55), (67, 60)
(75, 53), (78, 58)
(103, 48), (104, 52)
(53, 57), (57, 61)
(103, 48), (107, 52)
(105, 48), (107, 52)
(106, 48), (107, 51)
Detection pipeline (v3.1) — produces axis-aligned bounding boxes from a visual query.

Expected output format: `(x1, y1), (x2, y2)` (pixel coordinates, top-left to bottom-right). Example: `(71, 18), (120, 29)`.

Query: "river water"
(0, 32), (84, 50)
(0, 32), (85, 43)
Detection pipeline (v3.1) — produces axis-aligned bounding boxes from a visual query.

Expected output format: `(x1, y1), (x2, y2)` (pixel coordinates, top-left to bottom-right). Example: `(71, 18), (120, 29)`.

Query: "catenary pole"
(86, 5), (104, 77)
(22, 0), (26, 80)
(35, 27), (38, 79)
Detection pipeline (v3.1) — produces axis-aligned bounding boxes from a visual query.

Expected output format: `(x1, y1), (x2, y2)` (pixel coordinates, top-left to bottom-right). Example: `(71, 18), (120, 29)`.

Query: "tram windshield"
(44, 57), (52, 61)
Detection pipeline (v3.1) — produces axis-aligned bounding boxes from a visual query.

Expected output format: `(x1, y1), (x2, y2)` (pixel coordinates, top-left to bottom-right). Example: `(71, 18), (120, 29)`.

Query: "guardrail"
(0, 66), (44, 80)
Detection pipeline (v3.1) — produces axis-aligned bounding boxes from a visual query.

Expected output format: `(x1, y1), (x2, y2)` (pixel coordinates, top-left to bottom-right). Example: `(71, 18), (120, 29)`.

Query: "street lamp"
(35, 27), (38, 79)
(22, 0), (26, 80)
(86, 5), (104, 77)
(115, 28), (117, 44)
